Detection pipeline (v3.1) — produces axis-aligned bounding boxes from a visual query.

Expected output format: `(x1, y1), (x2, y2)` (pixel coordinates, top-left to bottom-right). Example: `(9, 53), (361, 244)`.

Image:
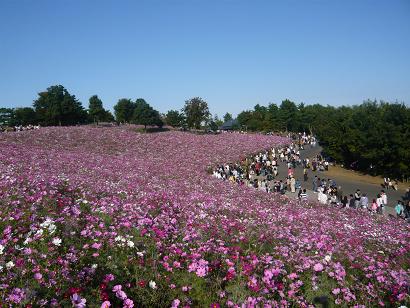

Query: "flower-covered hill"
(0, 127), (409, 307)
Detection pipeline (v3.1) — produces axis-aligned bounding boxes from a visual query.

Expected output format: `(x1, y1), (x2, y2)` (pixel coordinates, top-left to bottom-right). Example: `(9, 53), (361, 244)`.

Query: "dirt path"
(324, 165), (407, 192)
(281, 145), (408, 210)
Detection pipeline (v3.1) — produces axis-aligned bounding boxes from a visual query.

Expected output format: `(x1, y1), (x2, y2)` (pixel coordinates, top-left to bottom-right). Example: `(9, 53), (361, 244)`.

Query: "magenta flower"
(313, 263), (324, 272)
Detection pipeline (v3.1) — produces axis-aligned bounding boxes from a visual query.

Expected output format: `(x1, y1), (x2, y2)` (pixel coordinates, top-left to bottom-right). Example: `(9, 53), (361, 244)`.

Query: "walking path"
(282, 144), (405, 215)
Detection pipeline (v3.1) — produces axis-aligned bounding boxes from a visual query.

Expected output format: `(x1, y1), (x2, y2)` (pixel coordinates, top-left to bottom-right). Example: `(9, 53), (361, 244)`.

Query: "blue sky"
(1, 0), (409, 117)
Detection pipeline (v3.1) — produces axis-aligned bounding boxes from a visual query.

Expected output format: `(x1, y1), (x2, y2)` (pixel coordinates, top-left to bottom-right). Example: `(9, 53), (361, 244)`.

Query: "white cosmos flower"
(127, 240), (134, 248)
(149, 280), (157, 289)
(52, 237), (62, 246)
(324, 255), (331, 262)
(0, 244), (4, 255)
(137, 251), (145, 257)
(6, 261), (15, 269)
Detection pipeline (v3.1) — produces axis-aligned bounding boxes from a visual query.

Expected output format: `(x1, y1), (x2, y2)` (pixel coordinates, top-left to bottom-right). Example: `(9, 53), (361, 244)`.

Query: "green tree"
(14, 107), (37, 125)
(88, 95), (108, 123)
(33, 85), (87, 126)
(237, 110), (253, 131)
(114, 99), (135, 123)
(279, 99), (298, 131)
(223, 112), (233, 123)
(132, 99), (163, 130)
(182, 97), (210, 129)
(213, 114), (224, 128)
(165, 110), (184, 127)
(0, 108), (16, 126)
(264, 103), (280, 131)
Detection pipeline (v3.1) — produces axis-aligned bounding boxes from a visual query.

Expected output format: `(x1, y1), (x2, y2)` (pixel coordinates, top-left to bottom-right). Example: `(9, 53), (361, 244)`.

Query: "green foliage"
(235, 99), (410, 179)
(114, 98), (135, 123)
(213, 115), (224, 128)
(14, 107), (37, 125)
(88, 95), (113, 123)
(165, 110), (185, 127)
(0, 108), (16, 126)
(132, 99), (163, 129)
(33, 85), (88, 126)
(182, 97), (210, 129)
(223, 112), (233, 123)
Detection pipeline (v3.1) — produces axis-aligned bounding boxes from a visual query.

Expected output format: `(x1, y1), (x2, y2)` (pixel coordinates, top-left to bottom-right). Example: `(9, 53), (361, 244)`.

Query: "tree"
(132, 99), (163, 129)
(0, 108), (15, 126)
(33, 85), (87, 126)
(237, 110), (253, 131)
(213, 114), (224, 127)
(165, 110), (184, 127)
(14, 107), (37, 125)
(89, 95), (107, 123)
(279, 99), (298, 131)
(182, 97), (210, 129)
(114, 99), (135, 123)
(223, 112), (233, 123)
(88, 95), (114, 123)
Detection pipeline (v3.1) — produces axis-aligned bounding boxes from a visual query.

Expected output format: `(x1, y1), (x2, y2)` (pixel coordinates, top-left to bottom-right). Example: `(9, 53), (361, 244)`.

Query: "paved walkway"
(279, 144), (405, 215)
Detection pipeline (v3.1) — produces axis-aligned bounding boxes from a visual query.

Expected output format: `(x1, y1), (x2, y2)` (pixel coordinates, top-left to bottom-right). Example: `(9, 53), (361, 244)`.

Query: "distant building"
(219, 119), (239, 131)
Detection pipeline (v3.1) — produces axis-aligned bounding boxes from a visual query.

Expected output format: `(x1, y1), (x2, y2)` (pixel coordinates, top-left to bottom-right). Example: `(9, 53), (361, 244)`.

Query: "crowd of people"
(213, 132), (410, 223)
(0, 125), (41, 133)
(213, 133), (316, 200)
(313, 176), (410, 221)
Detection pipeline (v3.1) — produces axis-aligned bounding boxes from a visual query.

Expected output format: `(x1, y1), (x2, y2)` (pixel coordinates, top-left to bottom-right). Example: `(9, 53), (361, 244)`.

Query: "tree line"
(234, 99), (410, 180)
(1, 85), (408, 179)
(0, 85), (164, 129)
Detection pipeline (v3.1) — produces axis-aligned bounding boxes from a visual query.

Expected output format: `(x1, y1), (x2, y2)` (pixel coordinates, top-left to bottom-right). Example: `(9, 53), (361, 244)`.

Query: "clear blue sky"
(1, 0), (409, 117)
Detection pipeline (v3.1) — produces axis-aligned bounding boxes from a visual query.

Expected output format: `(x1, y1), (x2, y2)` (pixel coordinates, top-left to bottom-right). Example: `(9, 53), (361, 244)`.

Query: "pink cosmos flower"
(313, 263), (324, 272)
(71, 293), (86, 308)
(101, 301), (111, 308)
(112, 285), (122, 292)
(171, 299), (180, 308)
(123, 298), (134, 308)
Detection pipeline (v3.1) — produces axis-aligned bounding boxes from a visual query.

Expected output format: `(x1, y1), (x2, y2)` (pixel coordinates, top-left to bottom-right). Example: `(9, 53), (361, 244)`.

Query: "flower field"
(0, 127), (409, 307)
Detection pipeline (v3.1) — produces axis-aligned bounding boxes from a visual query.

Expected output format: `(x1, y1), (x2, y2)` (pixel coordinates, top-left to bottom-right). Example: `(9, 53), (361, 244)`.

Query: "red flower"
(100, 291), (109, 301)
(99, 283), (107, 290)
(138, 280), (146, 287)
(68, 287), (81, 295)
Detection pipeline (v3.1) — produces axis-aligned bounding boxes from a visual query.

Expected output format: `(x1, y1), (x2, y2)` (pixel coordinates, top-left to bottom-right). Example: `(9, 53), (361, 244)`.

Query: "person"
(337, 186), (343, 203)
(288, 168), (293, 177)
(312, 176), (318, 192)
(295, 179), (301, 190)
(330, 194), (337, 206)
(273, 166), (278, 177)
(392, 180), (398, 191)
(376, 194), (383, 214)
(405, 188), (410, 202)
(303, 168), (308, 182)
(404, 201), (410, 222)
(381, 190), (388, 211)
(360, 193), (368, 209)
(300, 189), (308, 201)
(354, 190), (361, 208)
(290, 177), (296, 193)
(348, 194), (355, 208)
(318, 190), (328, 204)
(342, 196), (348, 208)
(371, 199), (378, 212)
(395, 201), (404, 218)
